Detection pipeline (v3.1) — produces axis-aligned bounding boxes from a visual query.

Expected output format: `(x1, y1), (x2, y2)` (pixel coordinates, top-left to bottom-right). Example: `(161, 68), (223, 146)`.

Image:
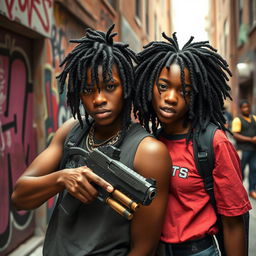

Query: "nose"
(164, 89), (177, 106)
(93, 89), (107, 106)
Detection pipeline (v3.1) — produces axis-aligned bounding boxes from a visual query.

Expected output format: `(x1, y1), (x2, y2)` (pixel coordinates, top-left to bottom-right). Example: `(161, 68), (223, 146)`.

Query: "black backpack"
(193, 123), (249, 256)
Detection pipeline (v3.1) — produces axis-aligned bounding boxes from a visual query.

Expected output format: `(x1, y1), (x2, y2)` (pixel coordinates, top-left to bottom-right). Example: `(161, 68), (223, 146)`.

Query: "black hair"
(239, 99), (250, 108)
(134, 32), (232, 140)
(57, 24), (137, 129)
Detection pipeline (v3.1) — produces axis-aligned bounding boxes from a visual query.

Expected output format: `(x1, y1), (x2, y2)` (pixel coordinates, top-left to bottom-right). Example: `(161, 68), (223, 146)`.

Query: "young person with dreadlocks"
(134, 32), (251, 256)
(11, 25), (171, 256)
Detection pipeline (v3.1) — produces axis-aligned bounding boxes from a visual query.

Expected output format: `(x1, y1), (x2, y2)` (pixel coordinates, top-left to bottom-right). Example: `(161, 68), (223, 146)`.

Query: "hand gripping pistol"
(58, 145), (157, 220)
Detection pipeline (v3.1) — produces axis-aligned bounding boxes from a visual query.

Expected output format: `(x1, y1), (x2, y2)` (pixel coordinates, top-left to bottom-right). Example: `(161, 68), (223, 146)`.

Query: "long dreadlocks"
(57, 24), (137, 128)
(134, 32), (232, 139)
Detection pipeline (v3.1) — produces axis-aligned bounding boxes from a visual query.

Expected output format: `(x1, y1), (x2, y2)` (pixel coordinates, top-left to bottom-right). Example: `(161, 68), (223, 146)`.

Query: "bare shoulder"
(22, 118), (80, 177)
(136, 136), (169, 157)
(134, 136), (171, 177)
(50, 117), (79, 146)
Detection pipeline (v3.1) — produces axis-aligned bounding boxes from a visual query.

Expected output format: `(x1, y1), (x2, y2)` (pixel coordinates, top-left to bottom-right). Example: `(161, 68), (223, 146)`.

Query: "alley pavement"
(243, 167), (256, 256)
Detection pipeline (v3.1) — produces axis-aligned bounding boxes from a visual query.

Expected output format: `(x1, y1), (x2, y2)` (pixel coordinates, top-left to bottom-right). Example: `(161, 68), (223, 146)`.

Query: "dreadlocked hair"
(134, 32), (232, 141)
(57, 24), (137, 133)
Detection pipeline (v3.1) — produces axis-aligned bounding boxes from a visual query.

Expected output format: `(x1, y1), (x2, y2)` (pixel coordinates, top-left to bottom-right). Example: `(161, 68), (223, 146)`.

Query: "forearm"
(222, 216), (246, 256)
(12, 171), (64, 210)
(128, 202), (166, 256)
(233, 133), (253, 143)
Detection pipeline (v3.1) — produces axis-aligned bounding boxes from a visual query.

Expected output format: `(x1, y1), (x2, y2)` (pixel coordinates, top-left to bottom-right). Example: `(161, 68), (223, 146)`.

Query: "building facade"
(208, 0), (256, 116)
(0, 0), (171, 254)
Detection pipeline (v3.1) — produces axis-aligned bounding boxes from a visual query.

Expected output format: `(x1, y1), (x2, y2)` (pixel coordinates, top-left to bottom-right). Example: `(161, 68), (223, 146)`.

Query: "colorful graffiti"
(44, 24), (72, 218)
(45, 24), (72, 146)
(50, 25), (65, 68)
(0, 34), (37, 254)
(0, 0), (53, 37)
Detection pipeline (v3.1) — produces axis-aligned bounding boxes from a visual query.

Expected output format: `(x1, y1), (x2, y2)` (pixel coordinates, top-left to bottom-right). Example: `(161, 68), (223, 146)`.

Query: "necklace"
(86, 124), (121, 151)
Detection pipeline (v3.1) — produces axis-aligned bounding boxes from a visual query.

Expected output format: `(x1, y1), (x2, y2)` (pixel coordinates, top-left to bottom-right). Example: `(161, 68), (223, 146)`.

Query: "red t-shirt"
(160, 129), (251, 243)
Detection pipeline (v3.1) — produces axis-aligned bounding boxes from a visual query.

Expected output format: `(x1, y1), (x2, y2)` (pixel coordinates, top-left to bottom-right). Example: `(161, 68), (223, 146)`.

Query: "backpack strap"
(56, 119), (91, 206)
(192, 123), (228, 254)
(192, 122), (218, 210)
(59, 119), (92, 169)
(193, 123), (249, 255)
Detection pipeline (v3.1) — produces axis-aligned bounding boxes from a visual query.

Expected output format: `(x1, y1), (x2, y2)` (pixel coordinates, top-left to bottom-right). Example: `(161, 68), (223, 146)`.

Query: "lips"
(93, 109), (112, 119)
(94, 109), (111, 115)
(158, 106), (177, 119)
(160, 107), (176, 114)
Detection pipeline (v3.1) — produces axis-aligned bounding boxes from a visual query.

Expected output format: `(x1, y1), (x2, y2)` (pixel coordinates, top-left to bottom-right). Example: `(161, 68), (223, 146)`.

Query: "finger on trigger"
(88, 172), (114, 193)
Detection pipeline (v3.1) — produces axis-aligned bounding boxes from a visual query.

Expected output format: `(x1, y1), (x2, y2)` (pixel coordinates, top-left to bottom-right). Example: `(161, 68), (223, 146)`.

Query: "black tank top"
(43, 122), (151, 256)
(236, 116), (256, 151)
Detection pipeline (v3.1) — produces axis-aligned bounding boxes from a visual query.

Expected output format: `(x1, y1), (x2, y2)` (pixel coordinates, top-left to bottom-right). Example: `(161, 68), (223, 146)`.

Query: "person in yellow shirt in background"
(232, 100), (256, 199)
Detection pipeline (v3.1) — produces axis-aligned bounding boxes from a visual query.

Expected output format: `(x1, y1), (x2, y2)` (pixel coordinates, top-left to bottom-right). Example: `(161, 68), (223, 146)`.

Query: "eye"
(180, 88), (191, 97)
(105, 83), (116, 92)
(157, 83), (168, 92)
(82, 88), (93, 95)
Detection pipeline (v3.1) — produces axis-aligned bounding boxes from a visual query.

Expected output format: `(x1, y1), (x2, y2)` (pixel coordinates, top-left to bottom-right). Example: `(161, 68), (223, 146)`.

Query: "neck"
(93, 121), (124, 141)
(162, 122), (191, 135)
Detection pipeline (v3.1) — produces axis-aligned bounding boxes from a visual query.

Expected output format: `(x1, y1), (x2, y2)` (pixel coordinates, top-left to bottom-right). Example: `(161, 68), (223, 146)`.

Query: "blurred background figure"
(223, 106), (233, 130)
(232, 100), (256, 199)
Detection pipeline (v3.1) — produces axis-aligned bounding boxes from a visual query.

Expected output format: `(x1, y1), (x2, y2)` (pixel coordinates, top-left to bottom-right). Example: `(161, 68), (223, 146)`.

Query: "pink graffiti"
(0, 51), (36, 253)
(4, 0), (52, 33)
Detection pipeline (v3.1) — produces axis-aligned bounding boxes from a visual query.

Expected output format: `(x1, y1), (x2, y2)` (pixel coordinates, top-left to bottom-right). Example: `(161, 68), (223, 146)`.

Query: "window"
(238, 0), (243, 27)
(108, 0), (117, 9)
(135, 0), (142, 20)
(154, 14), (157, 40)
(224, 19), (229, 57)
(237, 0), (247, 45)
(249, 0), (256, 27)
(145, 0), (149, 34)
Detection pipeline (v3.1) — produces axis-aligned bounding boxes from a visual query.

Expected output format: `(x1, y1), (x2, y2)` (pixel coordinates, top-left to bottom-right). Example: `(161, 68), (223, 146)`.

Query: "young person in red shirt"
(134, 32), (251, 256)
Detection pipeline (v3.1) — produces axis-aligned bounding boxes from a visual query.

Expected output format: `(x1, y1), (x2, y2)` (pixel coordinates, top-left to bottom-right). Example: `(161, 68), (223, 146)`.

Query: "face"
(152, 64), (191, 134)
(240, 102), (251, 117)
(80, 65), (123, 128)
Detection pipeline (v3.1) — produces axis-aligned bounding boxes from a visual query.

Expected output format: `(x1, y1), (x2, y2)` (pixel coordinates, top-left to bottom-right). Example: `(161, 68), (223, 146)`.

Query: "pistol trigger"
(97, 194), (104, 202)
(97, 187), (110, 201)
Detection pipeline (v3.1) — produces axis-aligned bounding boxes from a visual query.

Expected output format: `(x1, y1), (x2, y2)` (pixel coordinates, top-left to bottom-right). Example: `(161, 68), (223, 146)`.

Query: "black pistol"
(59, 146), (157, 220)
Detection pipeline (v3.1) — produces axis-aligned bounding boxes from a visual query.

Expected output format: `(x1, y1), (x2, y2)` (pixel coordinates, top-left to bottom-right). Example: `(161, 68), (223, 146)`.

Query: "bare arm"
(233, 132), (256, 144)
(128, 137), (171, 256)
(222, 215), (246, 256)
(12, 118), (113, 210)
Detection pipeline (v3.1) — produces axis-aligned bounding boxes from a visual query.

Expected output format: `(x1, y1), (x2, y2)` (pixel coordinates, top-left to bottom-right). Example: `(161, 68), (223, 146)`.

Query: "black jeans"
(156, 236), (220, 256)
(241, 151), (256, 192)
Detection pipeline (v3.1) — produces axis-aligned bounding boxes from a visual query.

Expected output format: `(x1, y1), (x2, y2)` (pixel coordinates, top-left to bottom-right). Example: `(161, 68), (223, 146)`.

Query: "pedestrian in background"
(222, 106), (233, 130)
(232, 99), (256, 200)
(134, 32), (251, 256)
(11, 25), (171, 256)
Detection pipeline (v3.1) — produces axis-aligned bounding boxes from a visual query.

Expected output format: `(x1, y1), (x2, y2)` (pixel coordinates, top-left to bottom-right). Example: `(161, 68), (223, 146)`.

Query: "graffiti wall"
(0, 0), (53, 37)
(0, 1), (117, 253)
(0, 28), (37, 255)
(43, 4), (86, 219)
